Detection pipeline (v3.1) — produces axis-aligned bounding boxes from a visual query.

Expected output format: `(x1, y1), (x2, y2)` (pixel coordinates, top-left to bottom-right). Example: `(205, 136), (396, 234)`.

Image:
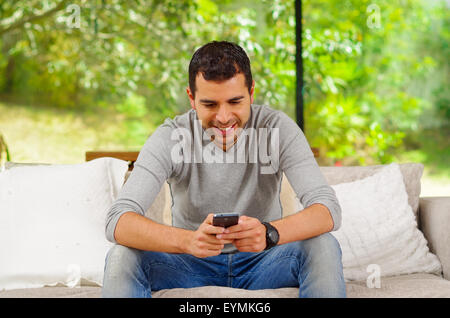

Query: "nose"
(215, 105), (233, 125)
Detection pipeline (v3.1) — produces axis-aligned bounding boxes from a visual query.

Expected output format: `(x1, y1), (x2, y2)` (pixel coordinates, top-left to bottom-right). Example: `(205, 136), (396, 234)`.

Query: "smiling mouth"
(213, 123), (237, 137)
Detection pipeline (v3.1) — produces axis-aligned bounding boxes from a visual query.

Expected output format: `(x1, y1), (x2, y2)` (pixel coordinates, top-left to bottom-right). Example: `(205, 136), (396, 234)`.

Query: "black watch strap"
(262, 222), (279, 250)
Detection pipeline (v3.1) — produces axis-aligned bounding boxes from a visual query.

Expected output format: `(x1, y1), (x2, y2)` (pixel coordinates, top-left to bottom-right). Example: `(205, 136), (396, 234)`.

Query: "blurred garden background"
(0, 0), (448, 196)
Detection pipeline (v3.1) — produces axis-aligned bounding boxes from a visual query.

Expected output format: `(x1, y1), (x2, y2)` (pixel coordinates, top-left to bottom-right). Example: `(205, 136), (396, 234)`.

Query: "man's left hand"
(216, 215), (266, 252)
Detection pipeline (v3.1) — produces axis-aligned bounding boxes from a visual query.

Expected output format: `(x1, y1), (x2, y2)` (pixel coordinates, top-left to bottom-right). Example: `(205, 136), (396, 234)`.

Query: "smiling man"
(102, 41), (346, 298)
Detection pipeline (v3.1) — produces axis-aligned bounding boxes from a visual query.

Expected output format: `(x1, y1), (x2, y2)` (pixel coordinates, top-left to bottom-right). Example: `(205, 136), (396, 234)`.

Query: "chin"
(210, 135), (238, 150)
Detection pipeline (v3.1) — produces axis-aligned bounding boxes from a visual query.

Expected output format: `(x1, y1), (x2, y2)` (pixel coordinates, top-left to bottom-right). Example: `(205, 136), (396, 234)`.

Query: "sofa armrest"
(418, 196), (450, 280)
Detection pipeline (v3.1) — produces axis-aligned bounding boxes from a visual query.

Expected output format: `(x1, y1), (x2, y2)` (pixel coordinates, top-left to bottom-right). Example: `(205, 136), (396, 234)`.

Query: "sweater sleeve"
(276, 112), (342, 231)
(104, 125), (175, 243)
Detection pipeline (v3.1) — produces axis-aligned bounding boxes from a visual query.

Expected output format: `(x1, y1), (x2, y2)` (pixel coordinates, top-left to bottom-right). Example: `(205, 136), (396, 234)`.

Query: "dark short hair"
(188, 41), (253, 98)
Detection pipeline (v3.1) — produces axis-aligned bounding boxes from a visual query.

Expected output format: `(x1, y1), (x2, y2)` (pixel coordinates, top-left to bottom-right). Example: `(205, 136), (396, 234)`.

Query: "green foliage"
(114, 92), (153, 145)
(0, 0), (448, 165)
(261, 0), (449, 165)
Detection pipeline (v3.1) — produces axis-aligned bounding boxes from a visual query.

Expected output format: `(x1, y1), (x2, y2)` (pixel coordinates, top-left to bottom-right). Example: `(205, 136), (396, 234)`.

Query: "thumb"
(205, 213), (214, 225)
(238, 215), (249, 223)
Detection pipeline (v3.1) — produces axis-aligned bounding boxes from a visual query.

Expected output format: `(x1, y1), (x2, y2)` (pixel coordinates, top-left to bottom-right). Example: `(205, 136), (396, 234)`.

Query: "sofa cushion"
(0, 158), (128, 291)
(345, 273), (450, 298)
(294, 163), (441, 281)
(2, 273), (450, 298)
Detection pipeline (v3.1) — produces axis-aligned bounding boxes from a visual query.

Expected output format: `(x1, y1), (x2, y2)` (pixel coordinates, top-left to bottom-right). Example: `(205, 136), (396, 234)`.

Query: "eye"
(230, 101), (241, 105)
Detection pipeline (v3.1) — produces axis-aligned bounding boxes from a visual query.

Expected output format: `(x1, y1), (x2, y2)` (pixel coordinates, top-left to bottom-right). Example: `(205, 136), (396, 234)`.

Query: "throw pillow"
(294, 163), (442, 281)
(319, 163), (424, 219)
(0, 158), (129, 291)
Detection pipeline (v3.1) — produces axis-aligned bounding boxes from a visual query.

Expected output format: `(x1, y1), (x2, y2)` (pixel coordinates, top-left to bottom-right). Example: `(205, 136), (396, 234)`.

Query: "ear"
(186, 86), (196, 110)
(250, 80), (255, 104)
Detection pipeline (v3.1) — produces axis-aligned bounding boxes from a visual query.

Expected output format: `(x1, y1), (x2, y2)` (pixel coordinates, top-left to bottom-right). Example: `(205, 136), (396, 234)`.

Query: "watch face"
(268, 229), (279, 243)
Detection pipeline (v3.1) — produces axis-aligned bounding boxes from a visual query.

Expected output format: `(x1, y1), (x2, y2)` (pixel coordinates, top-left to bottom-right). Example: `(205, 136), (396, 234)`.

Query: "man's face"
(186, 72), (255, 151)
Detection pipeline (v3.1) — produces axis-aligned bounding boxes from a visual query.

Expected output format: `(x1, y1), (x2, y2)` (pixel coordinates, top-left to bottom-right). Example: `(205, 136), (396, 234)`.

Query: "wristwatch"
(262, 222), (279, 250)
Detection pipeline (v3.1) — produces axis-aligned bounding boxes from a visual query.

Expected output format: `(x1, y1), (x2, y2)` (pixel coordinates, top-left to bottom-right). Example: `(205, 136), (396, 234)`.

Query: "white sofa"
(1, 160), (450, 298)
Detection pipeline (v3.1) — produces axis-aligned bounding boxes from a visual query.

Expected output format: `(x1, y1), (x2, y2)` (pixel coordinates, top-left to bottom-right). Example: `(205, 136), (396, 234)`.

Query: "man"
(102, 41), (346, 298)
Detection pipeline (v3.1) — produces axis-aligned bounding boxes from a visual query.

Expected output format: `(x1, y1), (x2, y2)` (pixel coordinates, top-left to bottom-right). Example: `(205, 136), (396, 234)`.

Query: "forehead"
(195, 72), (248, 100)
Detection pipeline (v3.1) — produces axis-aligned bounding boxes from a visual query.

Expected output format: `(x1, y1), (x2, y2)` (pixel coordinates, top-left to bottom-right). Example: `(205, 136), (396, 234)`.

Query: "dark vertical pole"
(295, 0), (304, 131)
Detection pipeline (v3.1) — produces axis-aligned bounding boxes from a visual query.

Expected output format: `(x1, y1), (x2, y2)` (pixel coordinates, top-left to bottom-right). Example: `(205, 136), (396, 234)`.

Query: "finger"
(233, 239), (265, 252)
(198, 239), (224, 250)
(203, 248), (223, 258)
(195, 245), (224, 258)
(201, 234), (227, 245)
(226, 216), (257, 233)
(204, 213), (215, 225)
(207, 237), (234, 245)
(203, 224), (227, 235)
(199, 230), (234, 245)
(217, 229), (254, 240)
(225, 223), (243, 233)
(225, 221), (249, 233)
(207, 234), (234, 244)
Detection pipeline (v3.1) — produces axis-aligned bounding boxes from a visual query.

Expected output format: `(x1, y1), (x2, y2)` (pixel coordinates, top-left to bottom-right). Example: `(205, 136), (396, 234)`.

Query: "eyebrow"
(199, 96), (245, 104)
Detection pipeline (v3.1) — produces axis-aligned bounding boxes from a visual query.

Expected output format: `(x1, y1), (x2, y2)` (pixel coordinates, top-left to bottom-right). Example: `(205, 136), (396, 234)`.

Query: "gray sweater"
(105, 104), (341, 253)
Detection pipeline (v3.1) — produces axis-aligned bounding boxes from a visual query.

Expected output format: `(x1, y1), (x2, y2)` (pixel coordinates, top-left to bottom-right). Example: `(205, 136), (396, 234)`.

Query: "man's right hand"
(185, 213), (234, 258)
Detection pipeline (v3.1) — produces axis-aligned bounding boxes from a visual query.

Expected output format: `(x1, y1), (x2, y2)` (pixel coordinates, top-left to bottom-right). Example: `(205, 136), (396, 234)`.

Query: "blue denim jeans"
(102, 232), (346, 298)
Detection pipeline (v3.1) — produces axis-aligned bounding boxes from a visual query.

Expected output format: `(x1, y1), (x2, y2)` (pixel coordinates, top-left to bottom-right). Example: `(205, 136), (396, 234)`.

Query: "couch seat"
(1, 273), (449, 298)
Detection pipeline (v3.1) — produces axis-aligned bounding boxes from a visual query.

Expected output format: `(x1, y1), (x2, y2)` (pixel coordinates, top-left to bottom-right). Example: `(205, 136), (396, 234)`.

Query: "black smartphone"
(212, 213), (239, 228)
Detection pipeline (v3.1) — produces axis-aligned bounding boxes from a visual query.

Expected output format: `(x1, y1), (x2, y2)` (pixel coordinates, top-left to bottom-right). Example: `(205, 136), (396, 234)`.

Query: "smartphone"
(212, 213), (239, 228)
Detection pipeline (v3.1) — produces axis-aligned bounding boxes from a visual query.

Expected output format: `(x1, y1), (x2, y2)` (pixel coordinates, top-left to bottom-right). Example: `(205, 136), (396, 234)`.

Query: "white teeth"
(218, 125), (234, 131)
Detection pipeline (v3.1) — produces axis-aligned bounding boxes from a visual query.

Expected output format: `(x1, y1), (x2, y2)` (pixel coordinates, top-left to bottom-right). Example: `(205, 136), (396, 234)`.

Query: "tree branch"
(0, 0), (69, 36)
